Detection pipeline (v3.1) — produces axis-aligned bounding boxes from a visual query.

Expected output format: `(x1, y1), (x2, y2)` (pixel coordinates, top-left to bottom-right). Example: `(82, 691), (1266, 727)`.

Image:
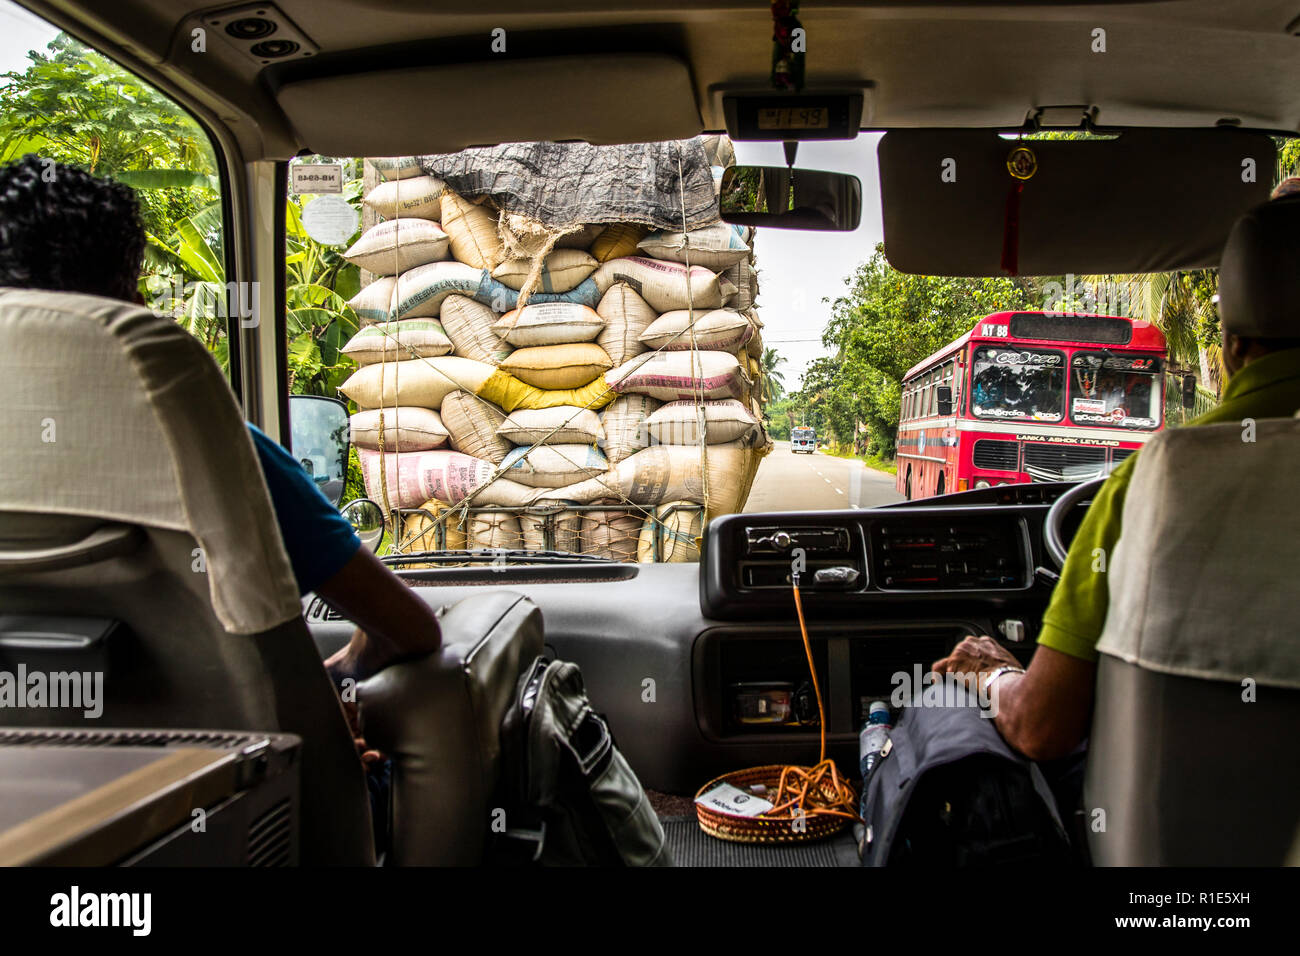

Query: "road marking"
(835, 488), (843, 495)
(823, 477), (831, 484)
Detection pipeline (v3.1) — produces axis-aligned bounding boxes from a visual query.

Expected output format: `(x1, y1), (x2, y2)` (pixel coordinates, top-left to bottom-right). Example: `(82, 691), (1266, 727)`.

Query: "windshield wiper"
(381, 548), (615, 567)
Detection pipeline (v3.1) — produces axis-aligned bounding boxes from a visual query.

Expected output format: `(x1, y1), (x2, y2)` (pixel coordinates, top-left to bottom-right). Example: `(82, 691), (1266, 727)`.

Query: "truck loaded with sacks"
(335, 137), (772, 563)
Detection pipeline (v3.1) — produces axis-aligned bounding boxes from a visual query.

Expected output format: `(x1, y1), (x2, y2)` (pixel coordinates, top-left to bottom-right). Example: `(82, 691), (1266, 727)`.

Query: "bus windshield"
(970, 346), (1065, 423)
(1069, 353), (1164, 429)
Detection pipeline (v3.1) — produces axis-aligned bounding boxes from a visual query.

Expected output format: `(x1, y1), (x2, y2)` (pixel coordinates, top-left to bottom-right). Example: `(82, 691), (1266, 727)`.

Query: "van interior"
(0, 0), (1298, 877)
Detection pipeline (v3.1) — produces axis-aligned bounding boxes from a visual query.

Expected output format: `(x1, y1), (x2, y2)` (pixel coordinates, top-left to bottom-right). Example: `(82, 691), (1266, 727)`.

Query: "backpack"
(492, 656), (672, 866)
(859, 693), (1076, 867)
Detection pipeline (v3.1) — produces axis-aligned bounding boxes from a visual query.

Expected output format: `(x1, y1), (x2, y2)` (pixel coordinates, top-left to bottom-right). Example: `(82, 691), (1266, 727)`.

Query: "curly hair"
(0, 154), (146, 302)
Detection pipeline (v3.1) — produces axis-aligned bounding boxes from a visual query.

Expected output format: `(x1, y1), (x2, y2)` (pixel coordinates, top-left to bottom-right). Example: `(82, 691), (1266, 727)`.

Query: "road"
(744, 442), (906, 512)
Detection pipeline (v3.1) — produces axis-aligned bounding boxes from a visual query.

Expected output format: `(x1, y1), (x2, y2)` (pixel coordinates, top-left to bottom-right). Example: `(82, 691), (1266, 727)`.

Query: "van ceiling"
(23, 1), (1300, 160)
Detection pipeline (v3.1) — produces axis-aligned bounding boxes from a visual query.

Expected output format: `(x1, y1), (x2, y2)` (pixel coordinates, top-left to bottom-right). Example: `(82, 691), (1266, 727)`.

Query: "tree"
(0, 34), (219, 238)
(760, 347), (787, 401)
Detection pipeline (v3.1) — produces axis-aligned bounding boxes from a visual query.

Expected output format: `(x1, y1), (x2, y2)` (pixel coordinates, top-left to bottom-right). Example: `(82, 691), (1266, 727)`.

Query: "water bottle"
(855, 701), (892, 852)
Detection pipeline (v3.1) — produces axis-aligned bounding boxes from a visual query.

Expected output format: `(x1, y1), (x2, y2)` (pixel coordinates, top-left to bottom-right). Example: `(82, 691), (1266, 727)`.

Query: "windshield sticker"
(1073, 398), (1106, 414)
(989, 349), (1061, 366)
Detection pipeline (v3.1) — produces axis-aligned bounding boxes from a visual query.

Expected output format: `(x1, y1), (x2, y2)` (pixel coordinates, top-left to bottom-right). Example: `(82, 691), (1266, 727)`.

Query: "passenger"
(932, 190), (1300, 761)
(0, 156), (441, 701)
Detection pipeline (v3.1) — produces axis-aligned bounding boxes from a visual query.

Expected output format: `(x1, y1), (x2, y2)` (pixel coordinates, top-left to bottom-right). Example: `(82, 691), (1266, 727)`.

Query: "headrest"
(1217, 197), (1300, 337)
(0, 288), (301, 634)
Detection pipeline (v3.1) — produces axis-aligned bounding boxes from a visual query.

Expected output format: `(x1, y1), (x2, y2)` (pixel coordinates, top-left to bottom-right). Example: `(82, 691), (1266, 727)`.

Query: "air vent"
(972, 439), (1018, 471)
(225, 17), (276, 40)
(246, 798), (293, 867)
(251, 39), (300, 59)
(201, 4), (317, 65)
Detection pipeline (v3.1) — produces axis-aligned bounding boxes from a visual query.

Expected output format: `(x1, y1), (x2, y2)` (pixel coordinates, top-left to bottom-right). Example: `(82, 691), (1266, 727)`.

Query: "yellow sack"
(477, 369), (616, 413)
(589, 223), (647, 263)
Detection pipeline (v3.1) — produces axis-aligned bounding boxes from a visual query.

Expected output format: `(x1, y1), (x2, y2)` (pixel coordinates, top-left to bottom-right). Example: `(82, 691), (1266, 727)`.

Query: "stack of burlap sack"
(337, 155), (771, 562)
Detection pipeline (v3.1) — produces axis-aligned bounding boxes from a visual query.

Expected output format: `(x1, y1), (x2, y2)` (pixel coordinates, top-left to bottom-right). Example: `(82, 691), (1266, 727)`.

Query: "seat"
(360, 591), (544, 865)
(1084, 415), (1300, 865)
(0, 289), (375, 865)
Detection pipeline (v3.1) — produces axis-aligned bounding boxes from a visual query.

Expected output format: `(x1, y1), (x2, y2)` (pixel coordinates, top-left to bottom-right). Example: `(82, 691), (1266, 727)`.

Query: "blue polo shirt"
(247, 424), (362, 595)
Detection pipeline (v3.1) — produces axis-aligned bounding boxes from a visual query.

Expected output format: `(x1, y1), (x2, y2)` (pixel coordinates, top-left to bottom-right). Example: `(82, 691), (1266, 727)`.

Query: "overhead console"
(701, 505), (1038, 619)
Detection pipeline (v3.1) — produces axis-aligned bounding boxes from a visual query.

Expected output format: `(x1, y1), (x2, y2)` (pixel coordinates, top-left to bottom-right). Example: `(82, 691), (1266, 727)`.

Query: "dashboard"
(304, 483), (1080, 793)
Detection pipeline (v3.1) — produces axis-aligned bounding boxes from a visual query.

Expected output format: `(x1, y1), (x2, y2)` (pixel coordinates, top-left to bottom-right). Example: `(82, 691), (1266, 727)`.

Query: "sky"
(0, 2), (57, 76)
(0, 0), (885, 391)
(732, 137), (887, 390)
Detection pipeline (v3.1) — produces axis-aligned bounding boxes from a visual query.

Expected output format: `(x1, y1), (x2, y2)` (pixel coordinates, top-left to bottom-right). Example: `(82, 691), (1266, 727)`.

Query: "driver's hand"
(931, 635), (1021, 677)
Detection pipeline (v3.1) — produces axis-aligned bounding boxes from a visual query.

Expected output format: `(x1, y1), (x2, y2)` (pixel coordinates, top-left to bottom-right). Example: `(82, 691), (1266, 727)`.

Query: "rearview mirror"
(936, 385), (954, 416)
(289, 395), (350, 507)
(340, 498), (385, 553)
(719, 165), (862, 231)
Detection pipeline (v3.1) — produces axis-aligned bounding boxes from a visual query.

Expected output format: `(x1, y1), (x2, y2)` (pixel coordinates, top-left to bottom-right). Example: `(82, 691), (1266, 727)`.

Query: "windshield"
(1069, 353), (1164, 430)
(969, 347), (1065, 423)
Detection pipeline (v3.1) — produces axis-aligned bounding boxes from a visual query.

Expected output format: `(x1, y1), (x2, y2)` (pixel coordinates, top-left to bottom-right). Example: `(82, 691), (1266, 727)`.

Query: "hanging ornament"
(1000, 144), (1037, 276)
(771, 1), (805, 92)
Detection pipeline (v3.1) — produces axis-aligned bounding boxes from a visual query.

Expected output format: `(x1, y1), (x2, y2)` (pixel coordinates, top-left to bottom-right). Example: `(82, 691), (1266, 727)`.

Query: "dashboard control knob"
(772, 531), (793, 550)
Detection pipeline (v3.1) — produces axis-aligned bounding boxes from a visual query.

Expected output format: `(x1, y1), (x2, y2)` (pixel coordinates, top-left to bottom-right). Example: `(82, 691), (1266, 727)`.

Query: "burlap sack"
(440, 294), (512, 365)
(440, 390), (512, 464)
(595, 282), (656, 365)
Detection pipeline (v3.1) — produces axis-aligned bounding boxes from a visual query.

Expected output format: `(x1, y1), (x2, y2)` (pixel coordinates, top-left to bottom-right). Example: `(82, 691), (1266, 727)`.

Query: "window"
(1068, 352), (1164, 430)
(0, 6), (227, 369)
(970, 346), (1065, 422)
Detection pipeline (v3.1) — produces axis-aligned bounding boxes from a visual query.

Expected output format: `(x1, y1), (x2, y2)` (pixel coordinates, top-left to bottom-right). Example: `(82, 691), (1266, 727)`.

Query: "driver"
(933, 189), (1300, 761)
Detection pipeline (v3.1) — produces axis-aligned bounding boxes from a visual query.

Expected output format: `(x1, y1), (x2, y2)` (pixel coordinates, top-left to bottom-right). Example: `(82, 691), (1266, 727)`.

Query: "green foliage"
(0, 34), (218, 238)
(760, 347), (787, 401)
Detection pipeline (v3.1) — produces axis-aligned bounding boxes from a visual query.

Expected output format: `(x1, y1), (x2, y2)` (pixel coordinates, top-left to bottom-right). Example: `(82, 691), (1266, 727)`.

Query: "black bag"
(492, 656), (672, 867)
(859, 692), (1075, 867)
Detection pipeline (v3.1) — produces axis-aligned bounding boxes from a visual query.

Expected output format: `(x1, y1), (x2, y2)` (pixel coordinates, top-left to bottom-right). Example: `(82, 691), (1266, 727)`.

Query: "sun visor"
(276, 53), (703, 156)
(878, 129), (1274, 276)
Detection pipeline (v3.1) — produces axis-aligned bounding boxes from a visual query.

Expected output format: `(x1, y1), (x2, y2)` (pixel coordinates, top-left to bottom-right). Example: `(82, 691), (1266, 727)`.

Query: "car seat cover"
(0, 289), (300, 633)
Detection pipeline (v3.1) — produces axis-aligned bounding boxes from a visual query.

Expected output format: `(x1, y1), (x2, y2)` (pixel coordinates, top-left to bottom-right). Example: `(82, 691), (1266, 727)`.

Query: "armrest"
(357, 591), (544, 866)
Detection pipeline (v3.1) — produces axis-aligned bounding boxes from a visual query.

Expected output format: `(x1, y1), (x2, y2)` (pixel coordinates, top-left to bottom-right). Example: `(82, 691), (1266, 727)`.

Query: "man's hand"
(324, 626), (387, 686)
(931, 634), (1021, 678)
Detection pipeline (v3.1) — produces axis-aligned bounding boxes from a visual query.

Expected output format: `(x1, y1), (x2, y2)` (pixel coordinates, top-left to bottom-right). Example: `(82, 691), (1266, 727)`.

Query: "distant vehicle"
(896, 311), (1168, 500)
(791, 427), (817, 454)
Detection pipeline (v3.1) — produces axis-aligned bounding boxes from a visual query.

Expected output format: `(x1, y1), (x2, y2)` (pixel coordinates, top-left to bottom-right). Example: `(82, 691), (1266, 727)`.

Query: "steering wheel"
(1042, 476), (1109, 569)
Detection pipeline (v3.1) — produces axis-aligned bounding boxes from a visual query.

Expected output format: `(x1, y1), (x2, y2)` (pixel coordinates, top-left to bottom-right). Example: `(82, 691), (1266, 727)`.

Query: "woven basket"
(694, 765), (855, 844)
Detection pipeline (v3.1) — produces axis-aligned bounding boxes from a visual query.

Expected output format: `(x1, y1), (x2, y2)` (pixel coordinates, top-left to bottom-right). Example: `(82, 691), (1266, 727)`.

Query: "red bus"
(895, 311), (1168, 500)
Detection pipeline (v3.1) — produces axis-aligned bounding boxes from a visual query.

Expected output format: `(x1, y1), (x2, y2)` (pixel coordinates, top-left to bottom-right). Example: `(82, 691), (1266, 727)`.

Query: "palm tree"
(761, 347), (787, 401)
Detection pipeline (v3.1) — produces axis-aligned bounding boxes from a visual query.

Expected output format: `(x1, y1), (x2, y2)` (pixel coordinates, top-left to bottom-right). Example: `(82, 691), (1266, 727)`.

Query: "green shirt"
(1038, 347), (1300, 662)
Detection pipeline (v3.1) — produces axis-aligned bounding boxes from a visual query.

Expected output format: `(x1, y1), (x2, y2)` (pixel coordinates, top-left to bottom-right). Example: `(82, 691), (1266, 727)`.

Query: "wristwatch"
(981, 665), (1026, 699)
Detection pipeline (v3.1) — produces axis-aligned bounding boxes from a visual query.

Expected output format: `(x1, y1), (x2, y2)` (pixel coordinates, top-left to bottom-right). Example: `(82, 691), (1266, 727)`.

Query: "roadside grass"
(821, 443), (898, 476)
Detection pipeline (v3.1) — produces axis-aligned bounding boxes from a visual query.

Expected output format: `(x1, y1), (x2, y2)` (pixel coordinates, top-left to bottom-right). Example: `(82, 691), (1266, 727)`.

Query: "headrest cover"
(1217, 197), (1300, 337)
(0, 289), (301, 634)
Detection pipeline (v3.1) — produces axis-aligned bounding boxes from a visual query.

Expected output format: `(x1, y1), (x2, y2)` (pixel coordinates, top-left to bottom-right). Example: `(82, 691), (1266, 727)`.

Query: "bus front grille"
(972, 439), (1019, 471)
(1023, 443), (1108, 482)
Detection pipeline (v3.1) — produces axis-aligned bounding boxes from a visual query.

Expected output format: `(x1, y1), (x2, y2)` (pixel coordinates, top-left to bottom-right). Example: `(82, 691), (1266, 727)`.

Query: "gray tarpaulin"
(419, 137), (720, 231)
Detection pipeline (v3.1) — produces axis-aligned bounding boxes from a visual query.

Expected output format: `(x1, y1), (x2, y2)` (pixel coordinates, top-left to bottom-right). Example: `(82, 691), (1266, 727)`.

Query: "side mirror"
(936, 385), (954, 417)
(719, 165), (862, 231)
(340, 498), (385, 553)
(1181, 374), (1197, 410)
(289, 395), (351, 507)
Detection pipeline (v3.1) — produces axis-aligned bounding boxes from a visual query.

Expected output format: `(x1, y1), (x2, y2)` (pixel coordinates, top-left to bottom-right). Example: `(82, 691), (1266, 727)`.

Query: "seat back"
(359, 592), (544, 865)
(0, 290), (373, 865)
(1086, 415), (1300, 865)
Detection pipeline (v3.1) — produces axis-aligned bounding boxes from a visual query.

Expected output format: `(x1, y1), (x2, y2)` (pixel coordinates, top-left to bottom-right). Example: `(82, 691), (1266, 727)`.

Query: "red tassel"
(1001, 180), (1024, 276)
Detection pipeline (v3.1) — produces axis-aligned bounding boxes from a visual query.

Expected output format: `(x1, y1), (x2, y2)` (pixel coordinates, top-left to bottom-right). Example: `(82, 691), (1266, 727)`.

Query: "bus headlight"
(974, 479), (992, 489)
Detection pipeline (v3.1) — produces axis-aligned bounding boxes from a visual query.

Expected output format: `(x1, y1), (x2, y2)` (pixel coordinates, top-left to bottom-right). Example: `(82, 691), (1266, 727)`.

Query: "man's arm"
(931, 636), (1095, 760)
(932, 457), (1135, 758)
(318, 547), (443, 684)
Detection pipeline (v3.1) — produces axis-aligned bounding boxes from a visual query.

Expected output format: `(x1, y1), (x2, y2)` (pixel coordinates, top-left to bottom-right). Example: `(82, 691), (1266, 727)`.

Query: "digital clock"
(724, 92), (863, 141)
(756, 107), (829, 131)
